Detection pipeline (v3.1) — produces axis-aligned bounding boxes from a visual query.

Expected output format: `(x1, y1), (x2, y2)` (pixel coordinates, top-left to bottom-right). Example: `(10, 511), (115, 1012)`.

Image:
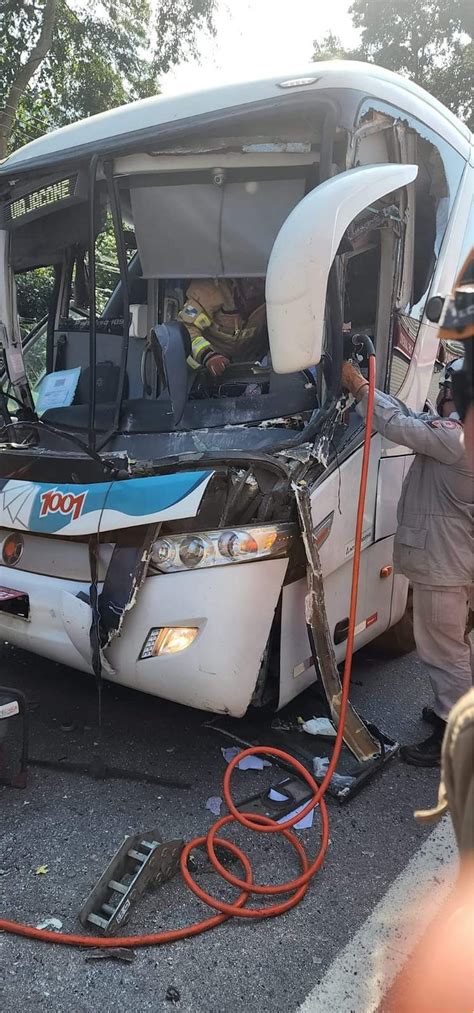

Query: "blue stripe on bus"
(0, 471), (212, 534)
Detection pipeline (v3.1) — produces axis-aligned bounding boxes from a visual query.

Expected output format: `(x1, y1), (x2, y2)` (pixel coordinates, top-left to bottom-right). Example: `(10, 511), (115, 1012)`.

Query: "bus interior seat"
(53, 320), (148, 400)
(74, 361), (129, 405)
(44, 302), (320, 427)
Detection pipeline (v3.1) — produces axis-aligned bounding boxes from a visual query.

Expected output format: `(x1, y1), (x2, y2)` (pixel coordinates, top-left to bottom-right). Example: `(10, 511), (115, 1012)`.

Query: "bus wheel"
(370, 590), (415, 658)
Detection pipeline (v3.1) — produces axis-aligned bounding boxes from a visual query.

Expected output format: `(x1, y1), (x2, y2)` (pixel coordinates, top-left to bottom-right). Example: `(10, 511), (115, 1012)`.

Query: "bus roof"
(1, 61), (472, 179)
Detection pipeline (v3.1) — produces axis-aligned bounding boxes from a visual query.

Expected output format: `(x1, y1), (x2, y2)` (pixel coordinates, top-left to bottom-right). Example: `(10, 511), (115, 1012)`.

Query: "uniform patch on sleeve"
(181, 304), (198, 320)
(427, 418), (462, 430)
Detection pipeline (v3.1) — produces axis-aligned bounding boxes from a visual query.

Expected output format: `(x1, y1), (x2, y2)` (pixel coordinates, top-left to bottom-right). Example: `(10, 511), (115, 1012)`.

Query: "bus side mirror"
(426, 295), (445, 323)
(265, 162), (418, 374)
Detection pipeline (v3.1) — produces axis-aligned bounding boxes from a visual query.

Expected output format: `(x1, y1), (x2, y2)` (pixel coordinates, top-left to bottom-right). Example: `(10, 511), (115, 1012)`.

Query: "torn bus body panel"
(293, 480), (381, 762)
(98, 524), (159, 649)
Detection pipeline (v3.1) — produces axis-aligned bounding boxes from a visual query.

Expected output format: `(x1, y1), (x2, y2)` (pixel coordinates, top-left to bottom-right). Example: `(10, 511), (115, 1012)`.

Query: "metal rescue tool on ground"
(79, 831), (184, 935)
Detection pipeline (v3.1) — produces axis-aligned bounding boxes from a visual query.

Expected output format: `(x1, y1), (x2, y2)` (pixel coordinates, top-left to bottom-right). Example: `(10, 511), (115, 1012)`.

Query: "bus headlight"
(140, 626), (199, 659)
(178, 535), (210, 568)
(150, 523), (296, 573)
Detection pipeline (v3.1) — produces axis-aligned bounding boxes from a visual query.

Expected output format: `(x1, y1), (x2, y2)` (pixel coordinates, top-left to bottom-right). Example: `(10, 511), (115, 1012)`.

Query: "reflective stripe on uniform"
(192, 334), (212, 360)
(194, 311), (212, 330)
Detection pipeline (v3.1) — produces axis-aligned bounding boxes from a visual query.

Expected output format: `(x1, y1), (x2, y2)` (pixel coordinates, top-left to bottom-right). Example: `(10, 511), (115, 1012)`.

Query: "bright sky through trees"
(162, 0), (360, 93)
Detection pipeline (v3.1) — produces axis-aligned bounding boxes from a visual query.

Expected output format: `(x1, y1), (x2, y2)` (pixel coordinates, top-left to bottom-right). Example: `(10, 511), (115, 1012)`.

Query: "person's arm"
(341, 361), (465, 464)
(178, 303), (229, 375)
(341, 362), (431, 420)
(178, 283), (230, 376)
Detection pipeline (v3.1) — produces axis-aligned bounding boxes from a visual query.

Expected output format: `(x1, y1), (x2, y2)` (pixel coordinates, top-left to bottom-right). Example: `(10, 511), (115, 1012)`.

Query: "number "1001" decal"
(39, 489), (87, 521)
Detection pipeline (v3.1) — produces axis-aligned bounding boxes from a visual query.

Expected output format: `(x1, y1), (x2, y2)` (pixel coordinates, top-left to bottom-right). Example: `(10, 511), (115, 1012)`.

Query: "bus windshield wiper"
(0, 416), (125, 479)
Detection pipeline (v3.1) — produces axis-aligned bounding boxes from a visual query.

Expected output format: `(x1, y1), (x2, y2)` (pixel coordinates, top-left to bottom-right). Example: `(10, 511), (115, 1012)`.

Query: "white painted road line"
(298, 817), (457, 1013)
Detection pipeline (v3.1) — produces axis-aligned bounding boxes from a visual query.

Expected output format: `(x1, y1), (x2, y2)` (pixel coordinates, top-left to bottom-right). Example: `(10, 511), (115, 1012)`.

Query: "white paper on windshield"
(36, 367), (81, 413)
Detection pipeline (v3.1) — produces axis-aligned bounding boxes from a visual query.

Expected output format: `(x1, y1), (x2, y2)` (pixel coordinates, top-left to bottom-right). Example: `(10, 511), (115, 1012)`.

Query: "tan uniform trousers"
(412, 584), (473, 721)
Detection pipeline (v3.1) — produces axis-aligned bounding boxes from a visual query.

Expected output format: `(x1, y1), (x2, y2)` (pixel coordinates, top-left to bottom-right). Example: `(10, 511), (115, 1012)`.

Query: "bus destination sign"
(10, 178), (72, 220)
(1, 171), (87, 230)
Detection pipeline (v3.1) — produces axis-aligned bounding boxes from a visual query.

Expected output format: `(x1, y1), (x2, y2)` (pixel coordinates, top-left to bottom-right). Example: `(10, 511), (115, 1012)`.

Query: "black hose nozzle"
(352, 333), (376, 358)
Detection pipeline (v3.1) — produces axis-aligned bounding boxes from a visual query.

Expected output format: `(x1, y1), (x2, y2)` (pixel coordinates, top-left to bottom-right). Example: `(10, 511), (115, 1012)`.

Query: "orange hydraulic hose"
(0, 356), (376, 948)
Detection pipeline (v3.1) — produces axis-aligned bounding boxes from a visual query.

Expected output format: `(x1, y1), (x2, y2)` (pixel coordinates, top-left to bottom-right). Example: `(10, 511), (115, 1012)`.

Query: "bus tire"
(370, 589), (415, 658)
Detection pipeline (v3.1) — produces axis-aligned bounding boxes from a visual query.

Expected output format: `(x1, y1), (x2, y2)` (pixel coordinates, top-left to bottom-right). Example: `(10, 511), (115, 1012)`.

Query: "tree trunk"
(0, 0), (58, 160)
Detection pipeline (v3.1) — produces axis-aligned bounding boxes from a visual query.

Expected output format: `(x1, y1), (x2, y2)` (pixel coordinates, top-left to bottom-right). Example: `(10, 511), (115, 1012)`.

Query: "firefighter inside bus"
(178, 277), (268, 378)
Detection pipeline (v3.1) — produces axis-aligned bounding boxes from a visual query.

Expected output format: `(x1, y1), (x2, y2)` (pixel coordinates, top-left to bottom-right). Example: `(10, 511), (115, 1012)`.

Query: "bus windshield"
(2, 92), (345, 454)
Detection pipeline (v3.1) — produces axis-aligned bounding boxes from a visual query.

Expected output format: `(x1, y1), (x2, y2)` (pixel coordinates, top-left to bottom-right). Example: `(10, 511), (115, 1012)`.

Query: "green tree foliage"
(1, 0), (215, 326)
(428, 35), (474, 129)
(312, 0), (473, 130)
(0, 0), (216, 157)
(312, 31), (356, 63)
(95, 223), (121, 315)
(16, 267), (55, 335)
(350, 0), (471, 83)
(94, 215), (137, 314)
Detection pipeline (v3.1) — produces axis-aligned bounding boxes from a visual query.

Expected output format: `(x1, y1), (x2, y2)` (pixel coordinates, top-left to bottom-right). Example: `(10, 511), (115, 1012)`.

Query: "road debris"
(221, 746), (271, 770)
(60, 721), (76, 733)
(312, 755), (356, 792)
(85, 947), (135, 963)
(29, 755), (190, 789)
(35, 865), (49, 875)
(269, 789), (314, 830)
(237, 774), (314, 826)
(205, 796), (223, 816)
(36, 917), (63, 931)
(300, 717), (336, 737)
(165, 986), (181, 1003)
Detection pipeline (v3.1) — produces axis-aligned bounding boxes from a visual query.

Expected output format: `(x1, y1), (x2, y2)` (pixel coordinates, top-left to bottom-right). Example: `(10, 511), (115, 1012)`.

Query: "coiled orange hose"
(0, 356), (375, 948)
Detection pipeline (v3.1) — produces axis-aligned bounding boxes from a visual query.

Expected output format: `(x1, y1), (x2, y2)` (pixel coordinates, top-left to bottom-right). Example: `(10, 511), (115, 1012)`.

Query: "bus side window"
(24, 329), (48, 393)
(14, 266), (53, 398)
(16, 266), (54, 339)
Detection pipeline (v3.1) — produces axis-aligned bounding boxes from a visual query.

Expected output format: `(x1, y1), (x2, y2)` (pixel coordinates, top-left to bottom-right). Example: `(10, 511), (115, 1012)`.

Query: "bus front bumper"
(0, 557), (287, 717)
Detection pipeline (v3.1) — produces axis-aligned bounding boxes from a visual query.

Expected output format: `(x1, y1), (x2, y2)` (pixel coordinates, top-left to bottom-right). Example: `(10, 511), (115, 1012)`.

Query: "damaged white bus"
(0, 63), (472, 717)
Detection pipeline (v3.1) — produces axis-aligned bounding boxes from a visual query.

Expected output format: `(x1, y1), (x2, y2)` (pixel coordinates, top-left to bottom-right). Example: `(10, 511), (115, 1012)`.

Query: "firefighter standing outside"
(342, 357), (473, 766)
(178, 277), (267, 375)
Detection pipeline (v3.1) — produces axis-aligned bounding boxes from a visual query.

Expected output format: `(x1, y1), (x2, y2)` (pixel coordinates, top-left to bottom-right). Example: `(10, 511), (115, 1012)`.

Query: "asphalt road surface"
(0, 641), (453, 1012)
